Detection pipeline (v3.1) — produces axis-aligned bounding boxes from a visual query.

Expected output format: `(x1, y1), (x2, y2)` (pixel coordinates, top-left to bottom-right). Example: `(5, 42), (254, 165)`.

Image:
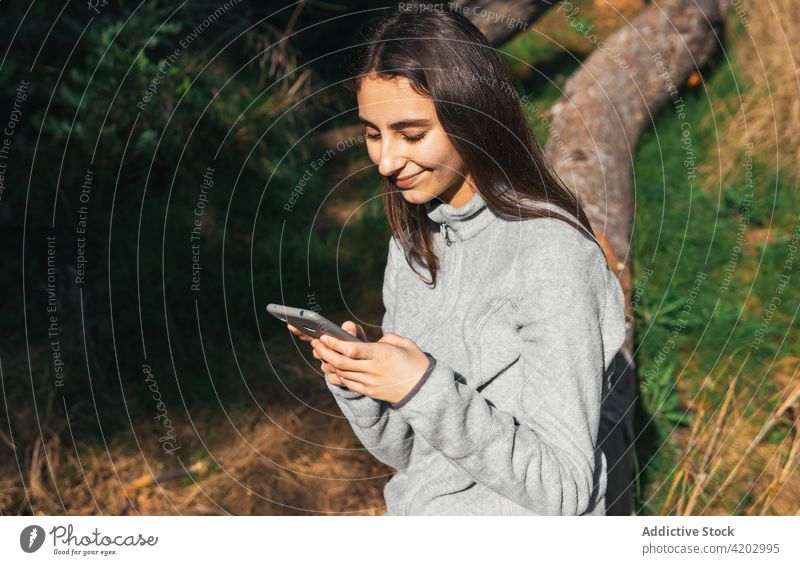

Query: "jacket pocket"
(470, 296), (522, 390)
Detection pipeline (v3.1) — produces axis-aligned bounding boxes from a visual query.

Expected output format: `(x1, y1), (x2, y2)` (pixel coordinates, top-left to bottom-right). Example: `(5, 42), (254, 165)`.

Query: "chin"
(399, 188), (436, 205)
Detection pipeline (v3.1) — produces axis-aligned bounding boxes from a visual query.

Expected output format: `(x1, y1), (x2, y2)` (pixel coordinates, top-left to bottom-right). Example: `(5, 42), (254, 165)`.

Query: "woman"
(288, 5), (627, 515)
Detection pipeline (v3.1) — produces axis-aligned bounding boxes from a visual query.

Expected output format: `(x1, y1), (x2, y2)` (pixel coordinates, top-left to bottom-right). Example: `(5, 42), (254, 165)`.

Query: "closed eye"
(364, 131), (428, 143)
(404, 132), (427, 143)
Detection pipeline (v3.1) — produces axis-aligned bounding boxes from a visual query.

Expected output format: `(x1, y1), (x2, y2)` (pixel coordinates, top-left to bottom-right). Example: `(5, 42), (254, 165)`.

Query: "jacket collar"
(423, 190), (498, 242)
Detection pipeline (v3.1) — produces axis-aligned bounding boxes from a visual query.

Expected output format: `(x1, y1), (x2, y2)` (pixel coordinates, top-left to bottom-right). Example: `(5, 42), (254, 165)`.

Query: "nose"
(377, 137), (407, 178)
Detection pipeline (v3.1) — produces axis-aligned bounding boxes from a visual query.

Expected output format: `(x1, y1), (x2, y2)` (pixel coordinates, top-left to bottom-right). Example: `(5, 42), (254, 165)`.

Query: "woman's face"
(357, 74), (475, 207)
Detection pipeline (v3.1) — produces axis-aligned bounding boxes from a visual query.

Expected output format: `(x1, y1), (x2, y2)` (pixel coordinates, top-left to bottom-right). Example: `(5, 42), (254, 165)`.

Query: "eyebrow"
(358, 116), (432, 130)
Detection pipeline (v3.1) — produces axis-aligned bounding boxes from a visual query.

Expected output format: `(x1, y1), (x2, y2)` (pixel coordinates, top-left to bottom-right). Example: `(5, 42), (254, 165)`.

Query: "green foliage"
(640, 360), (690, 430)
(0, 1), (380, 438)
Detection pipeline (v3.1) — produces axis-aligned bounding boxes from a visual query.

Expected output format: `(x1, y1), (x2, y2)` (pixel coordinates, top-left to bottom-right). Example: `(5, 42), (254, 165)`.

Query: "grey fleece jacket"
(325, 190), (627, 515)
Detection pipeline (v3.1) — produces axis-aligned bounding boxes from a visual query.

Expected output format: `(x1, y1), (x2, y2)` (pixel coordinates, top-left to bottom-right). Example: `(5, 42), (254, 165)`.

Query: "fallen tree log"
(544, 0), (728, 514)
(452, 0), (560, 46)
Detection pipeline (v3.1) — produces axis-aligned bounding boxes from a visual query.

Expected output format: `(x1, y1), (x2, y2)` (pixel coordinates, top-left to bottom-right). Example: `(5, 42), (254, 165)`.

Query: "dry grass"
(657, 355), (800, 515)
(701, 0), (800, 191)
(0, 350), (393, 516)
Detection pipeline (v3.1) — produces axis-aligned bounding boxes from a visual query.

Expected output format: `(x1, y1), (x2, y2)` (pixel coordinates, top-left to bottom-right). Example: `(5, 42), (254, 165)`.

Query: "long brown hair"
(345, 4), (599, 286)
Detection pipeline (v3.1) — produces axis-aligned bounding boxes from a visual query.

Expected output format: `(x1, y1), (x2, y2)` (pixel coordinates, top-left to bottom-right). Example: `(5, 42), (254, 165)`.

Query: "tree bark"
(453, 0), (560, 46)
(543, 0), (728, 514)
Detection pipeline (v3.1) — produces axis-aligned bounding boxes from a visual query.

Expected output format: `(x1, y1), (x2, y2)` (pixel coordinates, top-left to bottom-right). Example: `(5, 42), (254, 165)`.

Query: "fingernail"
(320, 335), (331, 344)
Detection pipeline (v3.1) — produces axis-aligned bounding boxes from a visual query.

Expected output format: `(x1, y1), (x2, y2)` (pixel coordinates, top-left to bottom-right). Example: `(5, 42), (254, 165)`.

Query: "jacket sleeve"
(391, 235), (626, 515)
(325, 236), (417, 471)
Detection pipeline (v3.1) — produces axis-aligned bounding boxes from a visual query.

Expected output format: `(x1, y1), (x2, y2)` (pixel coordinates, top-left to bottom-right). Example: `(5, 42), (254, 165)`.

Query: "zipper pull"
(440, 223), (453, 246)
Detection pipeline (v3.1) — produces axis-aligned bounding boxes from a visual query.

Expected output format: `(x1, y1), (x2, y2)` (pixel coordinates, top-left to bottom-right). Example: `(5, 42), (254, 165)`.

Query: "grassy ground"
(629, 4), (800, 515)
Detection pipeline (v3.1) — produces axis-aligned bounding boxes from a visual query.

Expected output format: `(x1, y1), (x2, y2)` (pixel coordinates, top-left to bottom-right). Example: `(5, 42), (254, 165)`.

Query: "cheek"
(366, 144), (380, 164)
(419, 134), (463, 175)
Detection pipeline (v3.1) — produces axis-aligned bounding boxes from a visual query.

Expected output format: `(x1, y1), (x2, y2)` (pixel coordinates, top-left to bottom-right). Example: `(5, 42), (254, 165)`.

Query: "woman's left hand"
(310, 330), (431, 404)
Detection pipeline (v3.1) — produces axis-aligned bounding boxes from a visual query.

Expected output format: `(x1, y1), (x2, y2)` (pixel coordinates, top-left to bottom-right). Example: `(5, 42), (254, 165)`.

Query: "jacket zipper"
(440, 222), (453, 246)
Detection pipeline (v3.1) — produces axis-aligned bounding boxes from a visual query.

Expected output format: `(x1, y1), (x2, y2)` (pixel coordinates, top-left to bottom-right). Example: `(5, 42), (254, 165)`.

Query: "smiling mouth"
(392, 170), (427, 187)
(395, 171), (423, 182)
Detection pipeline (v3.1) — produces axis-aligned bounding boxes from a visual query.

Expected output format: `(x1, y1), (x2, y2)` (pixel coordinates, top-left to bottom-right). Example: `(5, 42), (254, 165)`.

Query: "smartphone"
(267, 304), (365, 343)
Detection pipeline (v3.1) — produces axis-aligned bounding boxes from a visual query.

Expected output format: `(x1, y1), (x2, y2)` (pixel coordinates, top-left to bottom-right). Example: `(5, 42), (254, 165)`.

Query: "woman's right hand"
(287, 321), (366, 387)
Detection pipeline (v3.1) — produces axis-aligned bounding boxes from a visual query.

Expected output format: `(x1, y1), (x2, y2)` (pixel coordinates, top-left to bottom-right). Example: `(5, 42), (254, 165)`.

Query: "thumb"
(342, 320), (367, 341)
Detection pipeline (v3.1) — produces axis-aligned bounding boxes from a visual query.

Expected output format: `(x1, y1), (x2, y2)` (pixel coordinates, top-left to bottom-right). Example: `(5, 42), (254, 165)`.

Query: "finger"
(327, 373), (345, 386)
(319, 334), (371, 360)
(341, 321), (358, 337)
(336, 374), (367, 394)
(322, 364), (343, 385)
(312, 339), (369, 374)
(331, 366), (374, 386)
(287, 323), (312, 342)
(325, 371), (344, 386)
(319, 358), (373, 388)
(341, 321), (368, 342)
